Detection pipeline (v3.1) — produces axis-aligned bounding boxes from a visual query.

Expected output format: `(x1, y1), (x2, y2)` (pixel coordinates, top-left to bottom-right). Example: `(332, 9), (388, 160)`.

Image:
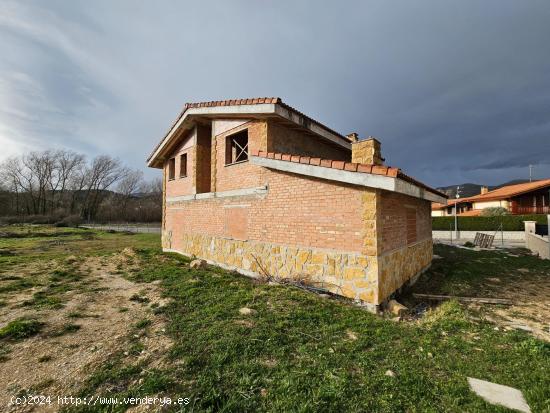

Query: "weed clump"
(0, 318), (43, 340)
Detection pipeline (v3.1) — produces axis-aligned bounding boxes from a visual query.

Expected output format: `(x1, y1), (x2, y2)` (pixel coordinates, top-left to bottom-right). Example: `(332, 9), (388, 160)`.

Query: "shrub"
(432, 214), (548, 231)
(0, 215), (60, 225)
(480, 207), (509, 217)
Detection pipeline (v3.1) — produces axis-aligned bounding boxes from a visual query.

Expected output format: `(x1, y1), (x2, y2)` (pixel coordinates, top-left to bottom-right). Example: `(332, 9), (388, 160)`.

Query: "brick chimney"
(480, 186), (489, 195)
(351, 136), (384, 165)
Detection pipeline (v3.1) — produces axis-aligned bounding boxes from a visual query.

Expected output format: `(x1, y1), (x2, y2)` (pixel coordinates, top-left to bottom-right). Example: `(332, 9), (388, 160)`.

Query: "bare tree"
(0, 150), (161, 223)
(80, 155), (128, 221)
(116, 169), (144, 216)
(0, 157), (25, 215)
(50, 150), (85, 211)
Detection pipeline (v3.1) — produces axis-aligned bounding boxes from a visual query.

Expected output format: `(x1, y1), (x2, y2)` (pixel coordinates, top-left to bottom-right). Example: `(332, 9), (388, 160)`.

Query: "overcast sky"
(1, 0), (549, 187)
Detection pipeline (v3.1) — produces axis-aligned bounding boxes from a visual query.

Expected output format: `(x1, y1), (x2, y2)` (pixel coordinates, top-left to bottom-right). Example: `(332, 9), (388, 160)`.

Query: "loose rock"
(239, 307), (254, 315)
(468, 377), (531, 413)
(189, 259), (207, 269)
(387, 299), (408, 316)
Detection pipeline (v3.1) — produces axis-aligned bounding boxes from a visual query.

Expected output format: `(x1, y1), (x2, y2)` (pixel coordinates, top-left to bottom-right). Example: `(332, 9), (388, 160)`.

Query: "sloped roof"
(147, 97), (351, 167)
(432, 178), (550, 209)
(252, 150), (447, 201)
(469, 179), (550, 202)
(432, 198), (471, 210)
(458, 209), (482, 216)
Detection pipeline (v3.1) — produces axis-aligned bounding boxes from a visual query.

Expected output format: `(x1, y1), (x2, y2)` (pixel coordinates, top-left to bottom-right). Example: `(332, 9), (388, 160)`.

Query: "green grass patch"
(0, 318), (43, 340)
(0, 277), (37, 294)
(4, 226), (548, 412)
(24, 291), (64, 309)
(134, 318), (152, 329)
(411, 244), (550, 297)
(66, 247), (550, 412)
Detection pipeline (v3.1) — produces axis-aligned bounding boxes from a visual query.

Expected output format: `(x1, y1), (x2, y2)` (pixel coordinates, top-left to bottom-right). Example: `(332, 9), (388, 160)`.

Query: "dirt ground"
(406, 244), (550, 342)
(0, 249), (172, 413)
(481, 268), (550, 341)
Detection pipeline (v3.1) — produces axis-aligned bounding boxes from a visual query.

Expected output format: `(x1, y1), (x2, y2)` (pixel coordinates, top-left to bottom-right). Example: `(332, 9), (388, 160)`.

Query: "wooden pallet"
(473, 232), (494, 248)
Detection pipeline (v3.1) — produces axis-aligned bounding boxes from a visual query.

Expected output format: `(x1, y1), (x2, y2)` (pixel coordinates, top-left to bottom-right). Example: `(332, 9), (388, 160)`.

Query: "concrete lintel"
(195, 192), (215, 200)
(395, 178), (447, 203)
(186, 104), (275, 117)
(166, 186), (268, 204)
(215, 186), (268, 198)
(166, 194), (195, 203)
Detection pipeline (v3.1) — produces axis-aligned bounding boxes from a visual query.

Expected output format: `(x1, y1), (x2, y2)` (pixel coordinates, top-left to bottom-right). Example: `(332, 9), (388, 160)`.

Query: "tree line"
(0, 150), (161, 224)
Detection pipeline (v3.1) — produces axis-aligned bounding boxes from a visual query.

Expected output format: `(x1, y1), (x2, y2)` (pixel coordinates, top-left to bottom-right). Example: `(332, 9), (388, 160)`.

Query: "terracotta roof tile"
(469, 179), (550, 202)
(432, 179), (550, 207)
(357, 164), (372, 173)
(459, 209), (482, 216)
(372, 165), (388, 176)
(332, 160), (345, 170)
(344, 162), (358, 172)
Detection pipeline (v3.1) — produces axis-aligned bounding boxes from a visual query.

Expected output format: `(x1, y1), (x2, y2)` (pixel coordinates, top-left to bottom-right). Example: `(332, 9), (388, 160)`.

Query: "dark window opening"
(168, 158), (175, 180)
(225, 130), (249, 165)
(180, 153), (188, 177)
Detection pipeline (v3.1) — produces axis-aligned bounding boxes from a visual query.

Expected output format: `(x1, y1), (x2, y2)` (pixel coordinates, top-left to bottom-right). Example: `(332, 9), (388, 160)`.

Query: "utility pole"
(529, 164), (533, 182)
(454, 185), (460, 241)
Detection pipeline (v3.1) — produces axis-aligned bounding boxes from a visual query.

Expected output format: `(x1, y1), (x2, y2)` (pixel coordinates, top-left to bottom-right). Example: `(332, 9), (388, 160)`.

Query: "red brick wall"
(379, 191), (431, 254)
(165, 130), (195, 197)
(165, 168), (365, 252)
(212, 120), (267, 192)
(267, 120), (350, 161)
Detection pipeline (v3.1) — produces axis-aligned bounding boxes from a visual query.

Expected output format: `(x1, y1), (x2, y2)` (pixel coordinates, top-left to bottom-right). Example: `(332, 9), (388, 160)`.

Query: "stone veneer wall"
(162, 232), (379, 304)
(377, 238), (432, 301)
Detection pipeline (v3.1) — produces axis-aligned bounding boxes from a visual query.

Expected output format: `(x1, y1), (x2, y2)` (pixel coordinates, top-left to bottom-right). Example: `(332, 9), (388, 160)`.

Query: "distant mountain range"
(436, 179), (531, 198)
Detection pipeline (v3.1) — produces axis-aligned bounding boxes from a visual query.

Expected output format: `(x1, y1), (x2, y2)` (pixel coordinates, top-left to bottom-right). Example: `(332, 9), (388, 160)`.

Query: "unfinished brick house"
(147, 98), (447, 310)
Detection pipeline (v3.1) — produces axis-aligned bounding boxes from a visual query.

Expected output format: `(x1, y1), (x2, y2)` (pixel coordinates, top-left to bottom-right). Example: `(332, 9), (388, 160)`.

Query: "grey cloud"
(0, 0), (549, 186)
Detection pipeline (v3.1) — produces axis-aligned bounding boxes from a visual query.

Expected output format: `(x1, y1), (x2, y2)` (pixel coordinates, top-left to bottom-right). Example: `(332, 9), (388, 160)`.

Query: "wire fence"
(81, 222), (161, 234)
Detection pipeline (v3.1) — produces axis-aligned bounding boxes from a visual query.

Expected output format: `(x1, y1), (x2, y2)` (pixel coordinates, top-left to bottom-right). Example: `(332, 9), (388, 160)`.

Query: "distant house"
(147, 97), (447, 310)
(432, 179), (550, 216)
